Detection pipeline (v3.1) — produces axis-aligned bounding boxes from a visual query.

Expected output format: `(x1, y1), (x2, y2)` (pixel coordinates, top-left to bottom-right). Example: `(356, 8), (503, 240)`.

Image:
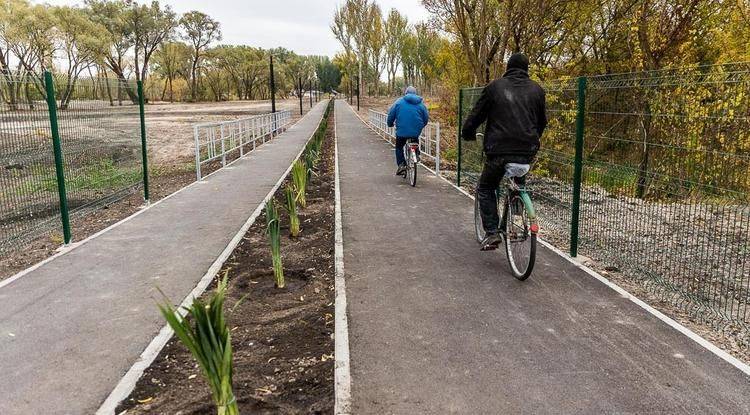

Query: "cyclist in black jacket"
(461, 53), (547, 250)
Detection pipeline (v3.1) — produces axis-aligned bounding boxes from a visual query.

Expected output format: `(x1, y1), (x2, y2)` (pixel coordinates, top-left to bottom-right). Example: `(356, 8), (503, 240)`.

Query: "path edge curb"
(333, 100), (353, 414)
(96, 101), (329, 414)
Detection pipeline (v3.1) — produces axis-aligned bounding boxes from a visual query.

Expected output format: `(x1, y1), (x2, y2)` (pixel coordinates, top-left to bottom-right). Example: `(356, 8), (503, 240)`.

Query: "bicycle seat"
(505, 163), (530, 178)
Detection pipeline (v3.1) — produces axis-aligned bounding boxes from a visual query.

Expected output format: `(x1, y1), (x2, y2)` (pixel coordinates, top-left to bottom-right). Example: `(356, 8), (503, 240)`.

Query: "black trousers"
(477, 155), (531, 234)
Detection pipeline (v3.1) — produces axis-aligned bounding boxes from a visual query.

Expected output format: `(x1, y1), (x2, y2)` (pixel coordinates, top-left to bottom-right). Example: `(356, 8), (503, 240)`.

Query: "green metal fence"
(0, 71), (148, 253)
(457, 63), (750, 329)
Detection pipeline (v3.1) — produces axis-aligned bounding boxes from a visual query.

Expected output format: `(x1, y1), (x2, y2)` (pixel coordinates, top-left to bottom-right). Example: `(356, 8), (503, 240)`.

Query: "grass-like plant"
(158, 275), (239, 415)
(283, 184), (300, 237)
(265, 198), (285, 288)
(291, 159), (307, 208)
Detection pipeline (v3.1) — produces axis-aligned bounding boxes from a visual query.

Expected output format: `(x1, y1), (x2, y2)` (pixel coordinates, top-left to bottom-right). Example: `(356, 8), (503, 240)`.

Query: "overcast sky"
(38, 0), (430, 57)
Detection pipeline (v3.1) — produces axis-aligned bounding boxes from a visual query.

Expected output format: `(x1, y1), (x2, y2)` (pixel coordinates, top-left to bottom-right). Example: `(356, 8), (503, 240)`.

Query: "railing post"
(194, 125), (202, 180)
(220, 124), (226, 166)
(239, 121), (244, 157)
(570, 76), (588, 258)
(457, 88), (463, 187)
(44, 71), (71, 245)
(435, 122), (441, 175)
(136, 80), (150, 202)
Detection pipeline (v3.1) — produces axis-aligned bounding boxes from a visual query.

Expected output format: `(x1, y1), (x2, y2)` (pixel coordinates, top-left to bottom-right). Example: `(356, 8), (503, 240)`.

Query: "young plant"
(291, 159), (307, 208)
(158, 275), (239, 415)
(265, 199), (285, 288)
(283, 184), (300, 237)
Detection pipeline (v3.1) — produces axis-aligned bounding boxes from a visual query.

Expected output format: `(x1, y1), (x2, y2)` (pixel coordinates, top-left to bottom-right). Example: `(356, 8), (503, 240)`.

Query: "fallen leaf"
(137, 397), (154, 404)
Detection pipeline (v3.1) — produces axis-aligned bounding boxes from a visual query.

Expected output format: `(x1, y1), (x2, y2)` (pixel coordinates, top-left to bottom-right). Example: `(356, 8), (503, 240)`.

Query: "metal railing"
(456, 62), (750, 331)
(193, 110), (292, 180)
(368, 110), (441, 174)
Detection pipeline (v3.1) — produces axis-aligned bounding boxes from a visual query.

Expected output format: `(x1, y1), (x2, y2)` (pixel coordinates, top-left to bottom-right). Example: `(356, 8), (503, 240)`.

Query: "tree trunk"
(635, 102), (652, 199)
(160, 78), (168, 102)
(190, 58), (199, 102)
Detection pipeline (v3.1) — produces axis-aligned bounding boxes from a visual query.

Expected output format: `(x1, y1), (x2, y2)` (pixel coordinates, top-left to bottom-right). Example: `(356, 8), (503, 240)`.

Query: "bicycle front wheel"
(504, 193), (536, 280)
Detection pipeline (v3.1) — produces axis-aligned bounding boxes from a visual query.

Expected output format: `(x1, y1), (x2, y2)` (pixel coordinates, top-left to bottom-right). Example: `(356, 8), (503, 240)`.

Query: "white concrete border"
(0, 107), (311, 292)
(349, 102), (750, 379)
(333, 101), (353, 415)
(96, 101), (330, 414)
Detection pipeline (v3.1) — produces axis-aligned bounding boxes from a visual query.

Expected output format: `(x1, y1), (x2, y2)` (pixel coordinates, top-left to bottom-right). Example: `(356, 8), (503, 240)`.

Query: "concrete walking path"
(334, 100), (749, 414)
(0, 101), (328, 414)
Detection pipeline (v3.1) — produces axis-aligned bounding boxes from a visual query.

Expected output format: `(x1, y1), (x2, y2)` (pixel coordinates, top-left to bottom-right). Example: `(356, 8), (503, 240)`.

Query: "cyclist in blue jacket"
(387, 86), (430, 175)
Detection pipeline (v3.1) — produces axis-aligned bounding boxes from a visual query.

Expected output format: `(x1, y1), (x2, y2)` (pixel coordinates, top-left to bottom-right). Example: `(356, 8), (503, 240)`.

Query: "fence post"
(44, 71), (71, 245)
(457, 88), (463, 187)
(269, 55), (276, 113)
(136, 80), (150, 202)
(570, 76), (588, 258)
(435, 123), (441, 175)
(298, 77), (303, 115)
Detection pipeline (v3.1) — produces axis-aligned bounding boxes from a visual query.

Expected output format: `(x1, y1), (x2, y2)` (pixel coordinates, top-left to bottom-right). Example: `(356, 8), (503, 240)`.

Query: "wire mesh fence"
(457, 63), (750, 330)
(1, 72), (62, 250)
(0, 70), (146, 253)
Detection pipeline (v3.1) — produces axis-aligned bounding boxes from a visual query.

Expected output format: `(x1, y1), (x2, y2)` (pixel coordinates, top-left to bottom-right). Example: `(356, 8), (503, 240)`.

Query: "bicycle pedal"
(480, 243), (499, 251)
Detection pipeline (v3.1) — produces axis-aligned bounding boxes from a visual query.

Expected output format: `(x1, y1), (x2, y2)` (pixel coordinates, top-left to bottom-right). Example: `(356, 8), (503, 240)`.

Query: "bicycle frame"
(504, 178), (539, 235)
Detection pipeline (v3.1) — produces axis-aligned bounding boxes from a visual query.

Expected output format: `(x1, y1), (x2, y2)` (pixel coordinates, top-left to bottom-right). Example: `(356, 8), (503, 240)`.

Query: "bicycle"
(474, 162), (539, 280)
(400, 139), (419, 187)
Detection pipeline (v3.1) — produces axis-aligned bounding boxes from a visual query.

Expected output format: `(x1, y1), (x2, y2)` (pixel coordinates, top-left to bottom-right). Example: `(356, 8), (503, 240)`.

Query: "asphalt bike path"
(334, 100), (749, 414)
(0, 101), (328, 414)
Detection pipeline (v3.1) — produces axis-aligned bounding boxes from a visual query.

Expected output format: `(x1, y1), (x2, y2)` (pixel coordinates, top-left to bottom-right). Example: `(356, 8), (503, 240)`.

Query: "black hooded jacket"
(461, 68), (547, 158)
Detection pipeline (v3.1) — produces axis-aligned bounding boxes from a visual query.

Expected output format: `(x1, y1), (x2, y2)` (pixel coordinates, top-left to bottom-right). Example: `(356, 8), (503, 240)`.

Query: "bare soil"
(145, 99), (303, 164)
(116, 108), (335, 414)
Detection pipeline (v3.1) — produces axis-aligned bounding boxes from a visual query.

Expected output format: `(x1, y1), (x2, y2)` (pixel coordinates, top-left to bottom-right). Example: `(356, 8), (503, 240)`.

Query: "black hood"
(503, 67), (530, 80)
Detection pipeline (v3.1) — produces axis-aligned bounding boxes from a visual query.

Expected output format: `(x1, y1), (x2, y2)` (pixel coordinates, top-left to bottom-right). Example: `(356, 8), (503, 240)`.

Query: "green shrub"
(283, 185), (300, 237)
(159, 275), (239, 415)
(265, 199), (284, 288)
(291, 159), (307, 208)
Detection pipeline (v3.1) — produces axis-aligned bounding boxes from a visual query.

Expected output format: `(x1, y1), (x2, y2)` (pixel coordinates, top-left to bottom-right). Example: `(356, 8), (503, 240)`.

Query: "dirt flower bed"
(116, 110), (336, 414)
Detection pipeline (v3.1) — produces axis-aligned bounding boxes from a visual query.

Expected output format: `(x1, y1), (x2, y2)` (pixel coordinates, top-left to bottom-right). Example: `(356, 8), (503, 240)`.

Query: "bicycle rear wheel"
(407, 149), (417, 187)
(504, 193), (536, 280)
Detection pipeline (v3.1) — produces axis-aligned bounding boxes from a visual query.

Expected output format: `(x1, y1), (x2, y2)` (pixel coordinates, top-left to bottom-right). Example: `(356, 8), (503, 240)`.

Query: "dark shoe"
(396, 164), (407, 176)
(480, 233), (503, 251)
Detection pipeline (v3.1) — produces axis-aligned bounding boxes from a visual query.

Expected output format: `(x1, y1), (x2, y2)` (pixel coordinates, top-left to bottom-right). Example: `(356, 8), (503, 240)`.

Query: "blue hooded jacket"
(386, 93), (429, 138)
